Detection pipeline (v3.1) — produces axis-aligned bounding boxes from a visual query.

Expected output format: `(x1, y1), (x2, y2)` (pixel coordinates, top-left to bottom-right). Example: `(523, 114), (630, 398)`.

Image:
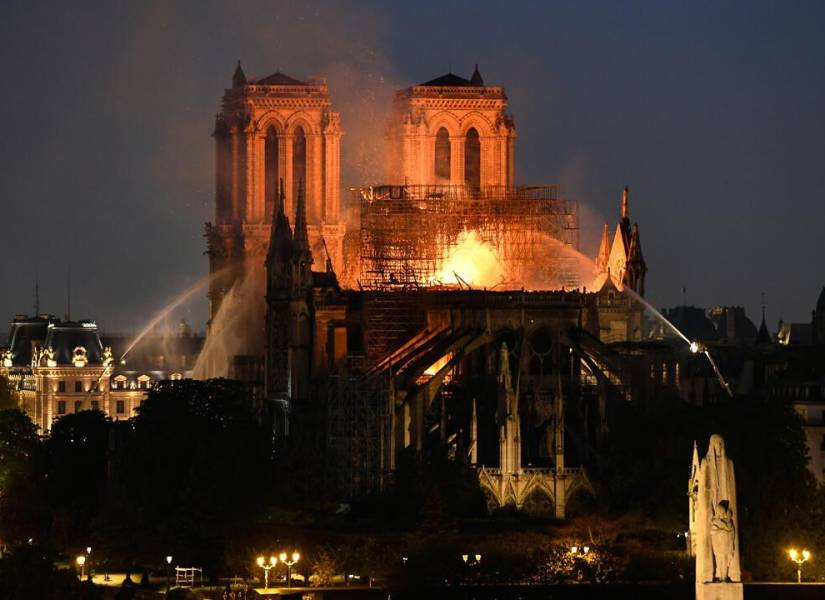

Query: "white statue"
(693, 434), (743, 600)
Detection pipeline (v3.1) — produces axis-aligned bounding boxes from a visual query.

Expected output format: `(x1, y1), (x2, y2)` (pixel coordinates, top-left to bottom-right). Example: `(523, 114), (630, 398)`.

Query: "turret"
(625, 222), (646, 296)
(291, 179), (313, 296)
(232, 60), (247, 88)
(266, 179), (293, 292)
(470, 64), (484, 86)
(620, 186), (631, 251)
(595, 223), (610, 273)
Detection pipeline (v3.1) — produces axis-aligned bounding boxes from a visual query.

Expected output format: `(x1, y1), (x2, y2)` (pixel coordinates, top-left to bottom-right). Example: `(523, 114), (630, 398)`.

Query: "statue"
(693, 434), (743, 600)
(102, 347), (114, 368)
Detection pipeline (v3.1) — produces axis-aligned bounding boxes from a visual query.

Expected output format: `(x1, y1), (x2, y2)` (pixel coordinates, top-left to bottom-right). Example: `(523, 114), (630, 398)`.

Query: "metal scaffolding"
(356, 184), (580, 292)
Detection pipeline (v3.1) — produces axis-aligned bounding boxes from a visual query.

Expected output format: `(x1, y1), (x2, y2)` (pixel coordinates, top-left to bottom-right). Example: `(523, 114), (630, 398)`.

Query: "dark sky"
(2, 1), (824, 334)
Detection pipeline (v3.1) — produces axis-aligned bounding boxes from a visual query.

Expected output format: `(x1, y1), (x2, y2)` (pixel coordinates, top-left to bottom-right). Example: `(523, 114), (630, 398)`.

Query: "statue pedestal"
(696, 582), (743, 600)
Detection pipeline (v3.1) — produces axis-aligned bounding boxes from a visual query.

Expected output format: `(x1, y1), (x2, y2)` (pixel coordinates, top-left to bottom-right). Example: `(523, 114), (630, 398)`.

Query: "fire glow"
(437, 230), (505, 288)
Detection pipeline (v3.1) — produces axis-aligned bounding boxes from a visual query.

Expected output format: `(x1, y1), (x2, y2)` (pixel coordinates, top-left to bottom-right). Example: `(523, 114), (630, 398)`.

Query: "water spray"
(119, 266), (231, 365)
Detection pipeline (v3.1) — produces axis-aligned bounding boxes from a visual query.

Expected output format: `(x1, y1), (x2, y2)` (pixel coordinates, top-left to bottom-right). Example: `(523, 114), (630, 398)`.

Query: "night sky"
(1, 1), (823, 334)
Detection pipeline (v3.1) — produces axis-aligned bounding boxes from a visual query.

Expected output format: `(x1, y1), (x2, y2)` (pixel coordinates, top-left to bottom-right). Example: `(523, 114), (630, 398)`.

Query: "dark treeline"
(0, 376), (823, 594)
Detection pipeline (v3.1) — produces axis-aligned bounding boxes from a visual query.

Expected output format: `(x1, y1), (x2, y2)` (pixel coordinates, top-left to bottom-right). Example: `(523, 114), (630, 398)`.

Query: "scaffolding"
(356, 184), (580, 292)
(326, 366), (389, 499)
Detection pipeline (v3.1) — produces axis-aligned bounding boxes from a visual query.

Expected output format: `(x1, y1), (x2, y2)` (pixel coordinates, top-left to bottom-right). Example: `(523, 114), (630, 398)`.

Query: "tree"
(0, 375), (17, 411)
(0, 409), (43, 544)
(43, 410), (111, 548)
(95, 379), (275, 573)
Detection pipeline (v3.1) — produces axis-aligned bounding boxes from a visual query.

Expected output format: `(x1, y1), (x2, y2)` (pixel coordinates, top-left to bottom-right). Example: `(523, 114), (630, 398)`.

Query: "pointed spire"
(470, 63), (484, 86)
(267, 178), (292, 268)
(293, 178), (310, 256)
(756, 292), (772, 346)
(595, 223), (610, 272)
(232, 60), (247, 88)
(628, 223), (645, 265)
(622, 186), (629, 220)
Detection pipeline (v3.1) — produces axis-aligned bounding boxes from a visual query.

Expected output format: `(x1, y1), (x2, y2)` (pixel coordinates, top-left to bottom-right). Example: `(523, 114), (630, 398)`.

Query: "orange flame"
(438, 230), (504, 288)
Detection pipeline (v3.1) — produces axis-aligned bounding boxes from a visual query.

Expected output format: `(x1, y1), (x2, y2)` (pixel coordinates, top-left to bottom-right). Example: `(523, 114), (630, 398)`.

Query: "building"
(384, 66), (515, 189)
(1, 314), (203, 431)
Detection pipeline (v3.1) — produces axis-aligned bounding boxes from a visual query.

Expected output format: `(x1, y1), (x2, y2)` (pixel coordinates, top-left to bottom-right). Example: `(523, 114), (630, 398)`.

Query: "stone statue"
(693, 434), (743, 600)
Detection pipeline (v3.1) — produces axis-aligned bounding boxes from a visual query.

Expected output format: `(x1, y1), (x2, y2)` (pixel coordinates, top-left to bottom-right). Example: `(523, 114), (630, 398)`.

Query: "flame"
(438, 230), (504, 288)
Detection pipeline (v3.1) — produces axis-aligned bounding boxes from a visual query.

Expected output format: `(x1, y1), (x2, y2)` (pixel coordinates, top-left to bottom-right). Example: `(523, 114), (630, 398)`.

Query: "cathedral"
(206, 63), (649, 515)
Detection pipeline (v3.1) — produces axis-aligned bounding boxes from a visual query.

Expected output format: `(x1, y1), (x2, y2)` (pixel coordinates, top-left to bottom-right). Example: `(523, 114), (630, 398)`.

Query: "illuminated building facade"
(1, 314), (201, 431)
(253, 67), (652, 516)
(385, 66), (515, 189)
(207, 63), (344, 327)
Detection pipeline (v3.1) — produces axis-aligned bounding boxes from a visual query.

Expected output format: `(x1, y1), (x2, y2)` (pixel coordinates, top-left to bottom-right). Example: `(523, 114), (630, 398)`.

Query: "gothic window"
(464, 128), (481, 191)
(435, 127), (451, 180)
(265, 127), (279, 219)
(292, 126), (307, 207)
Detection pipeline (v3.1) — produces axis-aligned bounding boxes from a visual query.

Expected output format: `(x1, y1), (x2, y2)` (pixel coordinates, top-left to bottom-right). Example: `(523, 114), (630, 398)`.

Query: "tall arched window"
(435, 127), (451, 181)
(464, 128), (481, 191)
(265, 127), (279, 219)
(292, 126), (307, 208)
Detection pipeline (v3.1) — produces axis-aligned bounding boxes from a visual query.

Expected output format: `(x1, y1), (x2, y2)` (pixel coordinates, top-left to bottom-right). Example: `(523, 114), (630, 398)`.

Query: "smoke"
(192, 263), (265, 379)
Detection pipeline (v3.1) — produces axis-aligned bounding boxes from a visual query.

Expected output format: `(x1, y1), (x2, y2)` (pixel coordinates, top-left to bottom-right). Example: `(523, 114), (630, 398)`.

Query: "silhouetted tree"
(0, 409), (44, 544)
(95, 379), (275, 573)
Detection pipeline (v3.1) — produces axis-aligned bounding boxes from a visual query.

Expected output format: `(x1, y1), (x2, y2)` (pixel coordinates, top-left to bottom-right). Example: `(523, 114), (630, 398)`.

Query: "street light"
(461, 554), (482, 566)
(789, 548), (811, 583)
(256, 555), (278, 589)
(76, 555), (86, 580)
(279, 552), (299, 588)
(165, 556), (173, 592)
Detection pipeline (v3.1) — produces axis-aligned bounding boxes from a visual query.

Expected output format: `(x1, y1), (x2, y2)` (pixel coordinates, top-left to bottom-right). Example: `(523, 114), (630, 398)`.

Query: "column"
(283, 133), (294, 221)
(450, 136), (465, 188)
(230, 126), (242, 222)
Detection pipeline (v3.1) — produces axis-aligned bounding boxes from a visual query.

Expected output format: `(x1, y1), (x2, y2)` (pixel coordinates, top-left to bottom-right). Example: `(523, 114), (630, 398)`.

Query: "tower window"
(464, 128), (481, 191)
(265, 127), (280, 219)
(435, 127), (451, 180)
(292, 126), (307, 213)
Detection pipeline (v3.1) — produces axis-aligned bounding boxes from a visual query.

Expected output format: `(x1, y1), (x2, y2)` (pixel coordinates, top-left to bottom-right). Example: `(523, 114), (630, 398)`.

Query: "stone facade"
(208, 63), (344, 326)
(385, 67), (516, 189)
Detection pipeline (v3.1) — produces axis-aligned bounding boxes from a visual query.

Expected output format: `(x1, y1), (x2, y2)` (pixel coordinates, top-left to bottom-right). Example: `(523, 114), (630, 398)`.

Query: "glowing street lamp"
(165, 556), (173, 592)
(788, 548), (811, 583)
(256, 555), (278, 589)
(76, 555), (86, 580)
(461, 553), (482, 566)
(279, 552), (300, 588)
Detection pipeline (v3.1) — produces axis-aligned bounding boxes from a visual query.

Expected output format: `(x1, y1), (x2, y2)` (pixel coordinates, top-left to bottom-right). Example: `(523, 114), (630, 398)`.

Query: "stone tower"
(385, 65), (516, 189)
(208, 62), (344, 326)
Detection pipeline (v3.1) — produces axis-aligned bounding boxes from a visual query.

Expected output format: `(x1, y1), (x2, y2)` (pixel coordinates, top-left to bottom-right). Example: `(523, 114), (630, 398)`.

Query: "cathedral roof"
(42, 321), (105, 365)
(254, 71), (307, 86)
(4, 315), (52, 367)
(755, 318), (772, 346)
(420, 72), (480, 87)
